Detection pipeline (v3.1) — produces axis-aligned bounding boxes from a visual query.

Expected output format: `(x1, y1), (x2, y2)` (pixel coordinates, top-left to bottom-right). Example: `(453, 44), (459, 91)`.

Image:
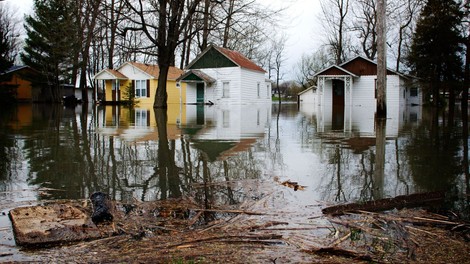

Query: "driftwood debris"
(304, 246), (374, 262)
(322, 191), (445, 215)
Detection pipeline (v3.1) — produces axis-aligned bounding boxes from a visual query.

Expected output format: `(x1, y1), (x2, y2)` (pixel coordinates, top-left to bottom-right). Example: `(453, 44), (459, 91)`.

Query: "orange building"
(0, 66), (35, 102)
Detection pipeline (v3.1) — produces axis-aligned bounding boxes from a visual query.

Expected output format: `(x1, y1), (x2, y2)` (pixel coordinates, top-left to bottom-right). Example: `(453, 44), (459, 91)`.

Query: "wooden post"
(376, 0), (387, 118)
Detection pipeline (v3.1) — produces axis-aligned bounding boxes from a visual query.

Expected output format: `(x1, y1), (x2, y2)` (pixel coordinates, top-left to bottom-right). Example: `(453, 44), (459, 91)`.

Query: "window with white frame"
(222, 82), (230, 98)
(257, 82), (260, 98)
(135, 80), (147, 97)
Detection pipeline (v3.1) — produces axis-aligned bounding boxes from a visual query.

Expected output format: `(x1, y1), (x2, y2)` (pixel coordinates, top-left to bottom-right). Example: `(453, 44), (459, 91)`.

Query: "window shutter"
(147, 110), (150, 126)
(132, 80), (136, 99)
(147, 80), (150, 97)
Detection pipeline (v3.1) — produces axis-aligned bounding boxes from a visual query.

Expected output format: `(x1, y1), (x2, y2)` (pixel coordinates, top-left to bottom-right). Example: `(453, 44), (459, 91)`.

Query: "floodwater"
(0, 102), (469, 254)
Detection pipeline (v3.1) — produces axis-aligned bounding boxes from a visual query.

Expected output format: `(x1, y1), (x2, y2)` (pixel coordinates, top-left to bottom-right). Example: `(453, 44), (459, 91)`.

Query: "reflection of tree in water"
(406, 110), (461, 192)
(0, 106), (14, 181)
(27, 105), (92, 199)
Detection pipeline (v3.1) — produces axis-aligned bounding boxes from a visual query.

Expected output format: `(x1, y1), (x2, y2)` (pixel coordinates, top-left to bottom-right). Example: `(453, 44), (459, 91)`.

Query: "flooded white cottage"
(298, 56), (423, 136)
(177, 45), (272, 105)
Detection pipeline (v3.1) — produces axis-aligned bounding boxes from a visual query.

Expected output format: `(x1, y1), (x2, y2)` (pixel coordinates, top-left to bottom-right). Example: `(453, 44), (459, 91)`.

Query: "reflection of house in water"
(183, 103), (272, 160)
(299, 101), (422, 146)
(96, 104), (186, 141)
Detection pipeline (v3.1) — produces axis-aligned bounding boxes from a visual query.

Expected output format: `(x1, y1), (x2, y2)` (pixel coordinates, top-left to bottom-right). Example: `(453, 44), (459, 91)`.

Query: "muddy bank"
(1, 181), (470, 263)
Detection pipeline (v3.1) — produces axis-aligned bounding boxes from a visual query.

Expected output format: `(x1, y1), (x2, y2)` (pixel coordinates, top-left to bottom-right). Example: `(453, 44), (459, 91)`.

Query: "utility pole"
(376, 0), (387, 118)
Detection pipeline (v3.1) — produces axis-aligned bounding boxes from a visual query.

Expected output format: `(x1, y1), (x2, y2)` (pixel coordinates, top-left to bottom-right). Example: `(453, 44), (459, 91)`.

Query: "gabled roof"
(177, 69), (216, 83)
(93, 62), (184, 81)
(297, 86), (317, 96)
(93, 69), (128, 80)
(214, 46), (266, 73)
(315, 56), (408, 78)
(125, 62), (184, 80)
(186, 45), (266, 73)
(315, 65), (358, 77)
(1, 65), (30, 75)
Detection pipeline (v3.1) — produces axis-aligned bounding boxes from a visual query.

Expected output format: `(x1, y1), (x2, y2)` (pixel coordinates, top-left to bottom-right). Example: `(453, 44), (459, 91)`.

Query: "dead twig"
(191, 208), (268, 215)
(330, 232), (351, 247)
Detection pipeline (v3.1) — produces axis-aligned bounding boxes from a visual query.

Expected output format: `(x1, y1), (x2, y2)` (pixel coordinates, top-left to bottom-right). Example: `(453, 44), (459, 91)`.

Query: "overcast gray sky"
(7, 0), (324, 81)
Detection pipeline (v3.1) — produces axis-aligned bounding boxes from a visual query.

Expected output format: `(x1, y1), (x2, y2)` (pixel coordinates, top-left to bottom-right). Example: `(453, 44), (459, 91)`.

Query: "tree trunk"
(222, 0), (235, 48)
(463, 28), (469, 133)
(201, 0), (210, 50)
(154, 64), (170, 108)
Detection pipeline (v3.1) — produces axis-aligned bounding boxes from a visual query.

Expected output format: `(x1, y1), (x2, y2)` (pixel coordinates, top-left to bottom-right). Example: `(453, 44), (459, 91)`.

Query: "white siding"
(240, 69), (270, 103)
(185, 67), (269, 104)
(298, 88), (318, 105)
(119, 64), (150, 80)
(186, 83), (197, 103)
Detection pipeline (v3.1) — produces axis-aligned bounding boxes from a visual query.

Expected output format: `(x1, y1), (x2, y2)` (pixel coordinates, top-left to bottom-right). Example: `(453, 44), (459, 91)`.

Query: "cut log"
(9, 204), (112, 247)
(322, 191), (445, 216)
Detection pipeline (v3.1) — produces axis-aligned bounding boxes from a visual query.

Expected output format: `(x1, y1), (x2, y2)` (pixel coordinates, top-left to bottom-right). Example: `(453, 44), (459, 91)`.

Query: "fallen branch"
(248, 221), (288, 231)
(191, 208), (267, 216)
(322, 192), (445, 215)
(304, 246), (376, 262)
(162, 234), (283, 249)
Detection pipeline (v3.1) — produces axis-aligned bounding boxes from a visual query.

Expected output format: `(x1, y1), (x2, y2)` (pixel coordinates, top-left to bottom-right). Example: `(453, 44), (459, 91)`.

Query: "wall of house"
(11, 73), (33, 101)
(240, 69), (270, 103)
(137, 79), (186, 105)
(167, 80), (186, 105)
(348, 75), (401, 107)
(298, 88), (317, 105)
(186, 67), (242, 104)
(322, 79), (334, 108)
(105, 80), (130, 102)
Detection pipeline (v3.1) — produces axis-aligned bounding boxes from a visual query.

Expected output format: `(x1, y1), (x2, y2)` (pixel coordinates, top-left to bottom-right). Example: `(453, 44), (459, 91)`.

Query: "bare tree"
(124, 0), (203, 108)
(76, 0), (103, 103)
(388, 0), (423, 72)
(320, 0), (351, 64)
(351, 0), (378, 60)
(294, 48), (333, 88)
(272, 34), (287, 102)
(0, 2), (20, 67)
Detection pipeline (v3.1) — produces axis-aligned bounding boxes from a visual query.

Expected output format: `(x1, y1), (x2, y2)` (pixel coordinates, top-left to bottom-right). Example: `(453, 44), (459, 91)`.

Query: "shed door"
(332, 79), (344, 130)
(332, 79), (344, 106)
(196, 83), (204, 103)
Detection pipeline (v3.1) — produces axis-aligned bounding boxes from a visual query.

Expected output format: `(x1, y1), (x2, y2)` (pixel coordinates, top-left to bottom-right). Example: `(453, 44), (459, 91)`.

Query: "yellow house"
(93, 62), (186, 105)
